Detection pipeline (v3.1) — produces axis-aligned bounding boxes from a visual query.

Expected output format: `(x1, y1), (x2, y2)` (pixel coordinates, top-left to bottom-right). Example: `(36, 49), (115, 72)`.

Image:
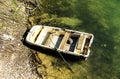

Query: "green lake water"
(74, 1), (120, 79)
(28, 0), (120, 79)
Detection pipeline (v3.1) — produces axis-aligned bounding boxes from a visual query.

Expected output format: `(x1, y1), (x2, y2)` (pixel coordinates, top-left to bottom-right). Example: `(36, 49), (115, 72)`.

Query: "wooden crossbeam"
(59, 32), (70, 50)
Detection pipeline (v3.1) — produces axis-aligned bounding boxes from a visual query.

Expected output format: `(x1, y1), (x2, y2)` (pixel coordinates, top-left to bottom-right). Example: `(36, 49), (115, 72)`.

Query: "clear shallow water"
(77, 1), (120, 78)
(28, 0), (120, 79)
(36, 20), (120, 79)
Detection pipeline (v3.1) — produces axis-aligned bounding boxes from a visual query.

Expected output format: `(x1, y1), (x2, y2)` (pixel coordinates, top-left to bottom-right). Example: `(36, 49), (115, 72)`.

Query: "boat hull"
(25, 25), (94, 58)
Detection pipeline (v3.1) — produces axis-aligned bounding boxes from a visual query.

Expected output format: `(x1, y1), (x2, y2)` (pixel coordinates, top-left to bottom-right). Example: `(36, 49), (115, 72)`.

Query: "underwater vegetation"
(27, 0), (120, 79)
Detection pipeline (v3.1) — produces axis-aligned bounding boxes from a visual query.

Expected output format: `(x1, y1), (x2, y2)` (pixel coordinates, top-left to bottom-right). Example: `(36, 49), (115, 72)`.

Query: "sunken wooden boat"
(26, 25), (94, 58)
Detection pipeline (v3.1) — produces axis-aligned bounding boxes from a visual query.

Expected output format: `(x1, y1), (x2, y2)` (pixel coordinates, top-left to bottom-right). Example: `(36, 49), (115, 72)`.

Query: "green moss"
(61, 17), (82, 28)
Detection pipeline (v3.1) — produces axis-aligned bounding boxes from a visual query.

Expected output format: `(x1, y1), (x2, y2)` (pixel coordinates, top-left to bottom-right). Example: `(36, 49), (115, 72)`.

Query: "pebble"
(18, 43), (20, 46)
(2, 46), (5, 49)
(0, 34), (14, 41)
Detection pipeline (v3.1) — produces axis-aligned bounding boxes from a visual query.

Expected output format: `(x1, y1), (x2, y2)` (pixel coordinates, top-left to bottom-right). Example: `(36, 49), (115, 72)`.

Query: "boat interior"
(29, 26), (92, 55)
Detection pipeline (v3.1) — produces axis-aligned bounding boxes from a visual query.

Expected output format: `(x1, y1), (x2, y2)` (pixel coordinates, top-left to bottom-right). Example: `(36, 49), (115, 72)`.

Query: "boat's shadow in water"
(21, 29), (86, 62)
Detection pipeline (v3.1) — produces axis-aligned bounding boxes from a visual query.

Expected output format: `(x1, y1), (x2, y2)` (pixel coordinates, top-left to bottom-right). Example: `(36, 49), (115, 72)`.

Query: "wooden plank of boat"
(59, 32), (70, 50)
(76, 34), (86, 54)
(26, 26), (43, 43)
(35, 27), (52, 45)
(44, 29), (55, 47)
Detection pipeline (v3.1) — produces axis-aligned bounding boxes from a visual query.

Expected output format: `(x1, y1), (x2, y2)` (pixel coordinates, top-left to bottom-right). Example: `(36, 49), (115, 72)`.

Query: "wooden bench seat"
(76, 34), (87, 53)
(35, 28), (52, 45)
(59, 32), (70, 50)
